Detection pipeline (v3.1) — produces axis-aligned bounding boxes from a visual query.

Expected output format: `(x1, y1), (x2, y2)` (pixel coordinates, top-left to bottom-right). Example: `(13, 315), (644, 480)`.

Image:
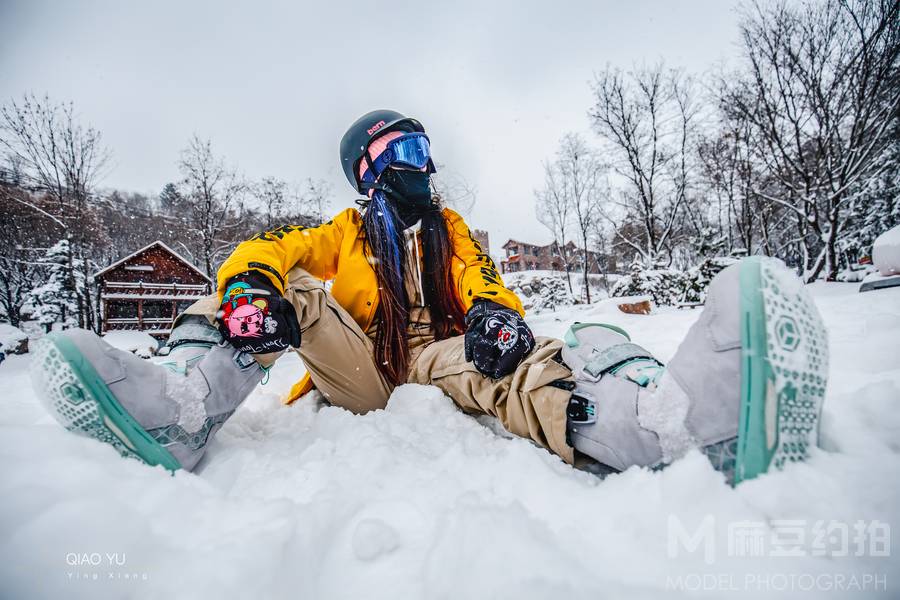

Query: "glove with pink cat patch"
(217, 271), (301, 354)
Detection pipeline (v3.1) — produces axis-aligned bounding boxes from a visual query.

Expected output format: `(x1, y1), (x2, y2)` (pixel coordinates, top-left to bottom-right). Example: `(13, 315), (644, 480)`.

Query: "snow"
(102, 330), (160, 358)
(2, 283), (899, 598)
(503, 270), (612, 312)
(100, 293), (207, 301)
(0, 323), (28, 348)
(872, 224), (900, 276)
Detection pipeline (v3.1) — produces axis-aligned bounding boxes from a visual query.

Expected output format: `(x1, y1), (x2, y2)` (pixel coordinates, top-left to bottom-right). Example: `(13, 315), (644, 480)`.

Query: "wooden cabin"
(94, 241), (212, 338)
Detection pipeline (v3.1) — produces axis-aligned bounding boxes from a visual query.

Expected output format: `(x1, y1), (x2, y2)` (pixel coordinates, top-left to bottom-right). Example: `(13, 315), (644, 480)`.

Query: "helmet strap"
(359, 152), (398, 196)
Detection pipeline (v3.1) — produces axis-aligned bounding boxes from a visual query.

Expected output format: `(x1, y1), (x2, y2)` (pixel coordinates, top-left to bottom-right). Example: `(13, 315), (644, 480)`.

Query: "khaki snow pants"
(181, 268), (575, 464)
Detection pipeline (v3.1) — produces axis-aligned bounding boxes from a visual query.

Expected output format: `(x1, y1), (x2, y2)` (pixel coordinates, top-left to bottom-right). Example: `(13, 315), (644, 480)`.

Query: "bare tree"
(536, 159), (574, 292)
(255, 176), (289, 229)
(589, 64), (699, 267)
(0, 93), (109, 330)
(725, 0), (899, 281)
(538, 133), (605, 303)
(0, 182), (49, 326)
(697, 91), (768, 256)
(432, 166), (477, 217)
(297, 177), (332, 223)
(177, 135), (246, 277)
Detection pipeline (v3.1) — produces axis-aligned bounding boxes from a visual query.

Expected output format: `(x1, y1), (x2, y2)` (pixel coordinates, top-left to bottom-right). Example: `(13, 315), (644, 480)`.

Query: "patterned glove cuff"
(465, 299), (511, 326)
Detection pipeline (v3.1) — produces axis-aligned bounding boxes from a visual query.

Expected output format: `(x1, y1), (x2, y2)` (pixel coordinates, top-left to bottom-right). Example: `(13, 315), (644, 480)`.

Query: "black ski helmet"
(340, 109), (426, 194)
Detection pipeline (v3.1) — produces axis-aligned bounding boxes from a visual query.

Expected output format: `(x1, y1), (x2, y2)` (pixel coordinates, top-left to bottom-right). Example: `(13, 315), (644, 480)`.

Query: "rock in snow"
(1, 283), (899, 599)
(615, 296), (653, 315)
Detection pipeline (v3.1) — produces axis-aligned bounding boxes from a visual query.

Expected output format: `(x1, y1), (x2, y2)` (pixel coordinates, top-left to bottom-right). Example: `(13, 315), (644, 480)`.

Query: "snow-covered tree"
(723, 0), (899, 281)
(610, 258), (688, 306)
(0, 94), (108, 330)
(537, 133), (605, 303)
(536, 154), (575, 293)
(27, 240), (82, 331)
(296, 177), (332, 224)
(255, 176), (289, 229)
(505, 274), (578, 314)
(176, 136), (246, 277)
(158, 182), (183, 213)
(590, 64), (698, 268)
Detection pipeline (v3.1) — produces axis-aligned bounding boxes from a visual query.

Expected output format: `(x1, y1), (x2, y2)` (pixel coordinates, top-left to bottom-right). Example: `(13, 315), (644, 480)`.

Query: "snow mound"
(611, 265), (686, 305)
(612, 257), (739, 306)
(102, 330), (159, 358)
(872, 224), (900, 276)
(0, 323), (28, 354)
(505, 272), (578, 313)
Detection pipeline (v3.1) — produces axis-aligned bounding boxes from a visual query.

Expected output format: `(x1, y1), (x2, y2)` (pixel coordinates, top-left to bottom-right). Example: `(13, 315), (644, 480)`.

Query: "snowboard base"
(735, 257), (829, 484)
(859, 273), (900, 293)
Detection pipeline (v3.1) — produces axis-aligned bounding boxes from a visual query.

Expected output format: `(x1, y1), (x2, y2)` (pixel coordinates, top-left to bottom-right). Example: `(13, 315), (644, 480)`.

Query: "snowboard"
(735, 256), (829, 484)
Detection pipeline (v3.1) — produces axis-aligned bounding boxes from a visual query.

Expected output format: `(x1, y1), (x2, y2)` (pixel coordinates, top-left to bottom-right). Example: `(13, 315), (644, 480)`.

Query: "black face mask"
(380, 169), (434, 228)
(381, 169), (432, 206)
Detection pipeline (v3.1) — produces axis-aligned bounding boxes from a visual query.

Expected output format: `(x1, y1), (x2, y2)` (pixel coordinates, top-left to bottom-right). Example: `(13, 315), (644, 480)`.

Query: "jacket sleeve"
(216, 208), (355, 297)
(443, 208), (525, 317)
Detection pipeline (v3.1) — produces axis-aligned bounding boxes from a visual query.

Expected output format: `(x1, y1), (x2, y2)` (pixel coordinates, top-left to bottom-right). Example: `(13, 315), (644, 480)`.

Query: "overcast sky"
(1, 0), (744, 254)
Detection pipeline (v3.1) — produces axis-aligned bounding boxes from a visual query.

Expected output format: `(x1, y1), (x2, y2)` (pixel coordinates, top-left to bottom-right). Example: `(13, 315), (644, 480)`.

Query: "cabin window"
(107, 301), (137, 319)
(142, 301), (173, 319)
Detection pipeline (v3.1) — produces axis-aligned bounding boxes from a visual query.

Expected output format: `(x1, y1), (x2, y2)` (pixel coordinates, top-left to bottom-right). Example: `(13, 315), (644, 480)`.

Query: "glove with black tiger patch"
(217, 271), (300, 354)
(464, 299), (535, 379)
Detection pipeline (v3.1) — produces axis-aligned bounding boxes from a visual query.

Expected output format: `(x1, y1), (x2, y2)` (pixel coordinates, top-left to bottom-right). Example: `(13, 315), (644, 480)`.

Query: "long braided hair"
(361, 190), (467, 386)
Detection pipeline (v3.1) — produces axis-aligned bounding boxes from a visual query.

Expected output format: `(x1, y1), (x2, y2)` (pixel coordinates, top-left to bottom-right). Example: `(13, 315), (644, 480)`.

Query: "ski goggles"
(361, 133), (433, 185)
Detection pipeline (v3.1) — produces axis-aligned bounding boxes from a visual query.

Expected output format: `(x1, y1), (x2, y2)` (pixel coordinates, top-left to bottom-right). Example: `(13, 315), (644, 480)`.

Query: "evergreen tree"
(159, 182), (182, 213)
(28, 240), (82, 332)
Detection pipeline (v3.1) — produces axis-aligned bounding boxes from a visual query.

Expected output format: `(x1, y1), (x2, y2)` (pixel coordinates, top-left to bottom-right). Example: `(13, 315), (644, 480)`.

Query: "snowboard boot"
(562, 257), (829, 484)
(30, 315), (265, 471)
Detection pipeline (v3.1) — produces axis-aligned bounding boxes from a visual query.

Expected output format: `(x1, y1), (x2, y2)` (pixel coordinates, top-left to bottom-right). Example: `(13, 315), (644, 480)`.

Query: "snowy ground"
(1, 283), (898, 599)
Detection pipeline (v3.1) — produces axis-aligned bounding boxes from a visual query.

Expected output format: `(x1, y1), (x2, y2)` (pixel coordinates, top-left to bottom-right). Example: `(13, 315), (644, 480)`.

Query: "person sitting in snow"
(32, 110), (829, 484)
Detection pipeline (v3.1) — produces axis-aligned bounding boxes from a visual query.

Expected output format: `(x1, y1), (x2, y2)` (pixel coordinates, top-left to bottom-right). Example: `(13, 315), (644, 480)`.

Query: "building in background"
(94, 241), (212, 338)
(472, 229), (490, 256)
(500, 239), (605, 275)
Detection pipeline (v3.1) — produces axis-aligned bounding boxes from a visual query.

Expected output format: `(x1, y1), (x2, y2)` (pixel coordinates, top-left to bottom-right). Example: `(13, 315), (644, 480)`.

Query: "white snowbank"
(0, 323), (28, 352)
(503, 270), (612, 313)
(1, 284), (898, 599)
(872, 224), (900, 276)
(102, 330), (159, 358)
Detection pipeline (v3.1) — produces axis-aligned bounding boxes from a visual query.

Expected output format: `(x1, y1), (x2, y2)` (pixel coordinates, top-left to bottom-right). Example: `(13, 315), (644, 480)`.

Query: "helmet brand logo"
(366, 120), (386, 135)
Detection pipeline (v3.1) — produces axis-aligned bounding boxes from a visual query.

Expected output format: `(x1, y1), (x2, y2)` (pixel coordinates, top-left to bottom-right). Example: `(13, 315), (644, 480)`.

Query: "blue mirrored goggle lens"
(368, 133), (432, 179)
(387, 134), (431, 168)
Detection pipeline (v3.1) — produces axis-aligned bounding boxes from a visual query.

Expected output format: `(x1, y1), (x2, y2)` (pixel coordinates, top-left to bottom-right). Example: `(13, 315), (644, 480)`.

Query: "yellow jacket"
(217, 207), (522, 403)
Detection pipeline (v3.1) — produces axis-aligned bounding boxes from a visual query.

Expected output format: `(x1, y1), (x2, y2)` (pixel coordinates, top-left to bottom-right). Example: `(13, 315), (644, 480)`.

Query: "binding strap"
(564, 322), (631, 347)
(582, 342), (657, 380)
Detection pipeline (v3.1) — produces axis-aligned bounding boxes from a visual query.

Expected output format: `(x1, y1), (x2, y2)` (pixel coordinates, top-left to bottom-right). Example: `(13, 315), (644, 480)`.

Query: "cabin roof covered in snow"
(501, 239), (576, 251)
(502, 239), (532, 249)
(93, 241), (212, 283)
